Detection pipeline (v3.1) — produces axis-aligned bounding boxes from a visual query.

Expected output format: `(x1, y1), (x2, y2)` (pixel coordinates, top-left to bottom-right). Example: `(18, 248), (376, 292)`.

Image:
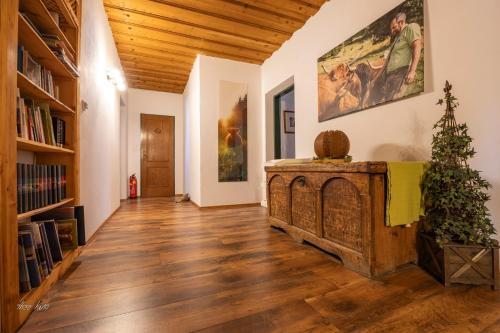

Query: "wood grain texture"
(266, 162), (418, 278)
(1, 1), (82, 331)
(140, 114), (175, 197)
(103, 0), (327, 92)
(0, 2), (20, 332)
(18, 198), (500, 333)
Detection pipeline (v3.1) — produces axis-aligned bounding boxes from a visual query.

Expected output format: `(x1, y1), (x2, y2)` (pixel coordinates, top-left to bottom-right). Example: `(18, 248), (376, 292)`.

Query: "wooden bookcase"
(0, 0), (81, 332)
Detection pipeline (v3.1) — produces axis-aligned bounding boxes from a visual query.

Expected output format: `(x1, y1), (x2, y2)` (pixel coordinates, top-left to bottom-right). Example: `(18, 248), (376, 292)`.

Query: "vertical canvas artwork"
(318, 0), (424, 122)
(218, 81), (248, 182)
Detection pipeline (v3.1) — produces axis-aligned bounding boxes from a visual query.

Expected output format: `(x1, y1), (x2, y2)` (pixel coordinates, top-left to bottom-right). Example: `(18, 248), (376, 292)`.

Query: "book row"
(20, 12), (79, 78)
(18, 219), (75, 293)
(17, 164), (67, 214)
(19, 206), (86, 293)
(16, 90), (66, 147)
(18, 44), (58, 98)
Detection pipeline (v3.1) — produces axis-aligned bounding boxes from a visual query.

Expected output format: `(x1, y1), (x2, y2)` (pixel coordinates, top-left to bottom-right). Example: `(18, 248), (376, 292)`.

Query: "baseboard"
(194, 202), (261, 209)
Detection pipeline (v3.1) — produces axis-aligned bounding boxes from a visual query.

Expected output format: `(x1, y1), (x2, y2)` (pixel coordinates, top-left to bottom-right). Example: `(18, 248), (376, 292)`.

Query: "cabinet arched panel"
(322, 178), (363, 252)
(269, 175), (288, 222)
(291, 177), (316, 234)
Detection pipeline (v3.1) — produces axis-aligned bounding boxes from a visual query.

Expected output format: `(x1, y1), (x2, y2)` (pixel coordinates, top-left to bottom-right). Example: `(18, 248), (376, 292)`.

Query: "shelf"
(19, 0), (76, 58)
(17, 72), (75, 114)
(17, 198), (74, 220)
(52, 0), (79, 30)
(18, 13), (76, 79)
(17, 246), (81, 325)
(17, 137), (74, 154)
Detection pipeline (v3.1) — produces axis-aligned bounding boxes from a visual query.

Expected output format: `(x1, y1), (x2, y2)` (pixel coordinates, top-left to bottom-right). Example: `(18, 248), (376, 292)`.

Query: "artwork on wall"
(218, 80), (248, 182)
(283, 111), (295, 133)
(317, 0), (424, 122)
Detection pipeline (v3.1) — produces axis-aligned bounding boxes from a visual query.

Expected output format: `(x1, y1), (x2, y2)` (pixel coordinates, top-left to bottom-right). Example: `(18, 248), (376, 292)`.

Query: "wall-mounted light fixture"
(107, 69), (127, 91)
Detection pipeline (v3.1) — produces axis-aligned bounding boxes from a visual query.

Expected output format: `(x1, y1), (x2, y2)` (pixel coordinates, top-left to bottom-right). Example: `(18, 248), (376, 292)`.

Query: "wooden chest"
(265, 162), (417, 278)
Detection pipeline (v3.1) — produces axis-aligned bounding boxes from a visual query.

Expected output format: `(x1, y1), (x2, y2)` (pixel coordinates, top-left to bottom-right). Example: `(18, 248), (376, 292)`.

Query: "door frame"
(273, 85), (294, 159)
(140, 113), (175, 197)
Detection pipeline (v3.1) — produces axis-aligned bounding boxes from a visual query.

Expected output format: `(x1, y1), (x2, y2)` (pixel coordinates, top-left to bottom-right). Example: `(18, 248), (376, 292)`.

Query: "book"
(55, 219), (78, 250)
(38, 222), (54, 271)
(42, 220), (63, 262)
(51, 117), (66, 147)
(18, 235), (31, 293)
(19, 231), (41, 288)
(17, 164), (22, 214)
(19, 223), (48, 279)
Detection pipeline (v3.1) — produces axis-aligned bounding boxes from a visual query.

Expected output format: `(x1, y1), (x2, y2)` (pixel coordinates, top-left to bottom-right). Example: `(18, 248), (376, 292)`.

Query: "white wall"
(198, 55), (262, 206)
(260, 0), (500, 235)
(183, 56), (201, 205)
(125, 88), (184, 196)
(119, 96), (128, 200)
(79, 0), (122, 240)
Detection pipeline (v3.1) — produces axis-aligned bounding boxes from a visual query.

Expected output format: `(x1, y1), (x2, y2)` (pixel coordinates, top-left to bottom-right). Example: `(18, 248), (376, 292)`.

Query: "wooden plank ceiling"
(103, 0), (327, 93)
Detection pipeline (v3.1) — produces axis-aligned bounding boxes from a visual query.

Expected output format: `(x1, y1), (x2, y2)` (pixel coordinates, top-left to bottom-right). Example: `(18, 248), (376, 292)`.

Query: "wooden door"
(140, 114), (175, 197)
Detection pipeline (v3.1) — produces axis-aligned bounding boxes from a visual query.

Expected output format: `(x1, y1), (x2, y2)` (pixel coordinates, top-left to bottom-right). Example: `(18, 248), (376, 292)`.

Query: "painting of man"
(317, 0), (424, 122)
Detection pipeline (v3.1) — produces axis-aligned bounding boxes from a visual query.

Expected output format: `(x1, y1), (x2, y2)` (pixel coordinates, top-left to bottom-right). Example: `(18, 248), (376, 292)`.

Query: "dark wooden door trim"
(140, 114), (175, 197)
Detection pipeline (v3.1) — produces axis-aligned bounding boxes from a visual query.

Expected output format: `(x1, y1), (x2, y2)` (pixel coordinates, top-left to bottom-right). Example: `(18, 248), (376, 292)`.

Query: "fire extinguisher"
(129, 174), (137, 199)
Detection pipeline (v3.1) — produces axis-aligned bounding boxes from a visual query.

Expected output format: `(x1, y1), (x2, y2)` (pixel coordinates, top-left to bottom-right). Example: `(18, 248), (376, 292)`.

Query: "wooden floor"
(20, 198), (500, 333)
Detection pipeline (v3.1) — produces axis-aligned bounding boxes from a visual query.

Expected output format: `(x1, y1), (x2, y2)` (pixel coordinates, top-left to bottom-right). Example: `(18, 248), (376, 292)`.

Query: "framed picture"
(218, 81), (248, 182)
(317, 0), (424, 121)
(283, 110), (295, 134)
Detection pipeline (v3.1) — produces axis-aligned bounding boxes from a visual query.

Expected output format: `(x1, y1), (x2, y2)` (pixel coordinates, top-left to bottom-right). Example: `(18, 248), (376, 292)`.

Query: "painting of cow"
(317, 0), (424, 122)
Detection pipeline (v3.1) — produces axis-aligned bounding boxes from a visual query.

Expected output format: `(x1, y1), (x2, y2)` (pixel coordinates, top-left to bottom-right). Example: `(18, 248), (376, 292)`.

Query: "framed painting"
(318, 0), (424, 121)
(283, 111), (295, 134)
(218, 81), (248, 182)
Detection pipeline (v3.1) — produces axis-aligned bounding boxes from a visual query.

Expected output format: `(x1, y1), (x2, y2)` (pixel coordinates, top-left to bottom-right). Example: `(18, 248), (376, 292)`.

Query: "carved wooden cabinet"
(265, 162), (417, 278)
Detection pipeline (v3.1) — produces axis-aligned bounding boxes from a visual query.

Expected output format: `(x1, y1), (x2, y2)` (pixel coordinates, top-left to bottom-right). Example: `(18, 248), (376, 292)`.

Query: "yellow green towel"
(386, 161), (426, 227)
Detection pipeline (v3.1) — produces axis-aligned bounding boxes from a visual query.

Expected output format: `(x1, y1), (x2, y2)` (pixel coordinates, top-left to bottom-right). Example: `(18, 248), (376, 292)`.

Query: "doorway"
(140, 114), (175, 197)
(273, 86), (295, 159)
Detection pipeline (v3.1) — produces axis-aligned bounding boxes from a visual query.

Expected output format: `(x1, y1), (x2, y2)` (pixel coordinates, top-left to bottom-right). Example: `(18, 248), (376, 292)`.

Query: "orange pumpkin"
(314, 130), (350, 159)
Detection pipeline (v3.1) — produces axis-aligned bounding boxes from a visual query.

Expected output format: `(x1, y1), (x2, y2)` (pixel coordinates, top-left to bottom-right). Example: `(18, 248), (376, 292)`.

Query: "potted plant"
(419, 81), (499, 289)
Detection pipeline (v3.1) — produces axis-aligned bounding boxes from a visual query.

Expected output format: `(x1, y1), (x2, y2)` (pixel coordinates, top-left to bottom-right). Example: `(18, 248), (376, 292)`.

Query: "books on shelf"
(18, 235), (31, 293)
(16, 90), (66, 147)
(18, 45), (57, 97)
(16, 163), (67, 214)
(33, 206), (86, 246)
(44, 35), (79, 77)
(20, 10), (79, 77)
(18, 230), (42, 289)
(18, 219), (67, 293)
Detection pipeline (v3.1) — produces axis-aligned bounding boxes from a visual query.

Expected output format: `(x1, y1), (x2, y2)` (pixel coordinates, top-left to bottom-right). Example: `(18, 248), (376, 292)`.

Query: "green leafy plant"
(422, 81), (497, 247)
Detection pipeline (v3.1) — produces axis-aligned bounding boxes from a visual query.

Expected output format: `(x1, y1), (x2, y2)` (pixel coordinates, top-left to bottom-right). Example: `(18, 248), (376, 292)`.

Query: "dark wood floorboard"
(19, 198), (500, 333)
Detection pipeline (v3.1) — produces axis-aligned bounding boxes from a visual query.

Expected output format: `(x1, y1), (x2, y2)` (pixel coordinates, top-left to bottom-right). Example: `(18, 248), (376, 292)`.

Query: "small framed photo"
(283, 111), (295, 134)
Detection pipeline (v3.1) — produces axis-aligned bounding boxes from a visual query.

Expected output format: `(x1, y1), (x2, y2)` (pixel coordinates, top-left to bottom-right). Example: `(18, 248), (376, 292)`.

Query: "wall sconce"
(107, 69), (127, 91)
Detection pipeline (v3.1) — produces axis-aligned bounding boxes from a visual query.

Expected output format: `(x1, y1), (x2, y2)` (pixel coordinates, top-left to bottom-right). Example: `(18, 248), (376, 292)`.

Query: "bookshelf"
(17, 198), (75, 220)
(1, 0), (81, 332)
